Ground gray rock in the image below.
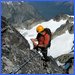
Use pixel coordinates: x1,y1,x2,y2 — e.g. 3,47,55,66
2,16,30,73
56,54,74,63
52,17,74,39
53,14,69,22
68,17,74,23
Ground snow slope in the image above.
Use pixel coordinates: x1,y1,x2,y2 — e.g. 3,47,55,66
17,18,74,58
47,30,74,58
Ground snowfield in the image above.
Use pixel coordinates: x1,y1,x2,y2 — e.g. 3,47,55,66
17,17,74,58
47,30,74,58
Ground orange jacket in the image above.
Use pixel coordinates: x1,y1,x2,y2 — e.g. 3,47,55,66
37,32,50,47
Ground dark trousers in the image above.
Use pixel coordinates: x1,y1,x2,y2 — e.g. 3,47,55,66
34,46,50,62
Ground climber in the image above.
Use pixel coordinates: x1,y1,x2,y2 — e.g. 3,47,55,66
31,25,52,62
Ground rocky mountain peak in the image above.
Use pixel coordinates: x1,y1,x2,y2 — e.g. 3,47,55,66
2,2,44,29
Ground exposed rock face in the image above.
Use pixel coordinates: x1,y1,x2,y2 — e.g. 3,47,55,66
53,14,69,22
2,2,44,29
17,50,63,74
52,15,74,39
56,54,74,74
56,54,74,63
2,16,30,73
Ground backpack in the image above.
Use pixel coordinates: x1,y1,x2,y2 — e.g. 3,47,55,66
43,28,52,48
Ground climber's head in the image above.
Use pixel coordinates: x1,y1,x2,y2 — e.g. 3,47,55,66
36,25,44,33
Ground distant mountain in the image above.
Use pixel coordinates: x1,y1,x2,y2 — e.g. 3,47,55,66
2,2,74,29
2,2,44,29
28,2,74,20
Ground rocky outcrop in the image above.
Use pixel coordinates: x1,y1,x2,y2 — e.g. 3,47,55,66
2,16,30,73
52,15,74,39
56,54,74,74
56,54,74,63
53,14,69,22
53,14,74,22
